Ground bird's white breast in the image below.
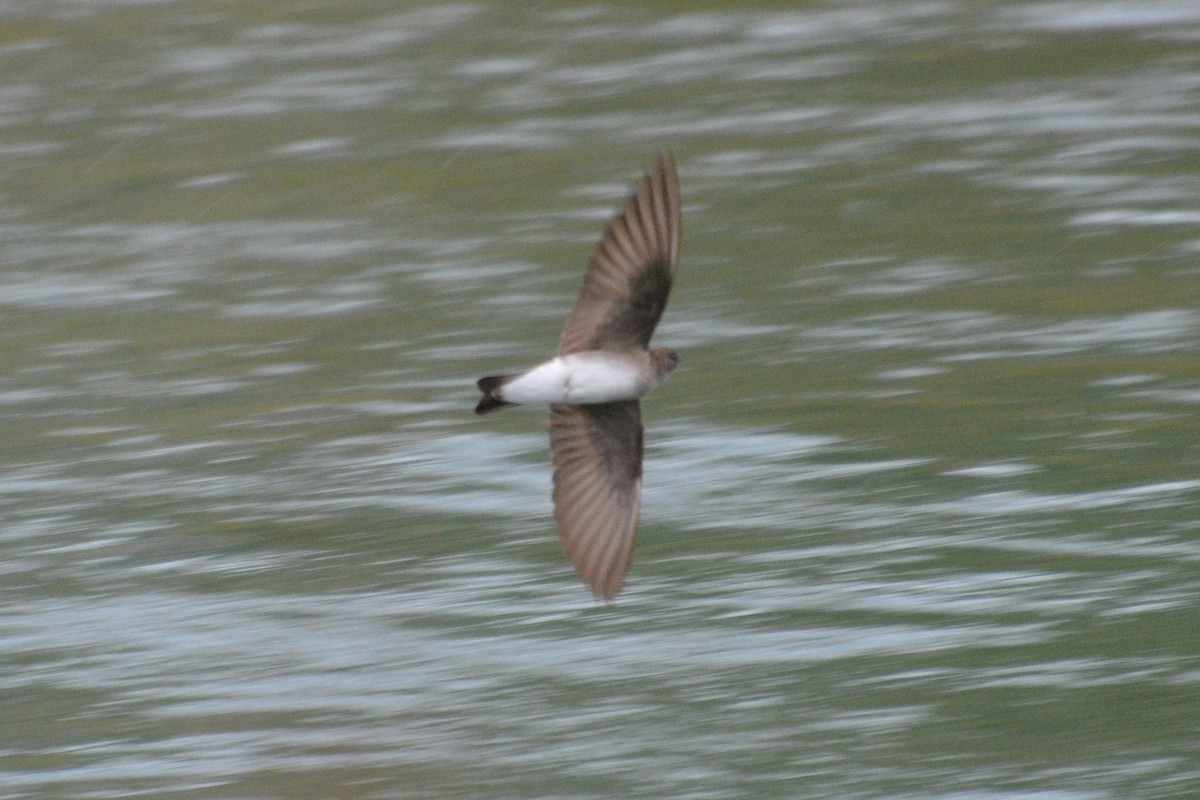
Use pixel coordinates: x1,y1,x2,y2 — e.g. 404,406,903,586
502,354,646,405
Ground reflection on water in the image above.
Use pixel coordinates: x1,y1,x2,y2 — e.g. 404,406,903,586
3,1,1200,798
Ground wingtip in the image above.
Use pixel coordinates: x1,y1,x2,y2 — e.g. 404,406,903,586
576,566,624,602
594,580,624,603
650,149,680,265
651,149,677,185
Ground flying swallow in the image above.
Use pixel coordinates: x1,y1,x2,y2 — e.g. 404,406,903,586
475,153,681,599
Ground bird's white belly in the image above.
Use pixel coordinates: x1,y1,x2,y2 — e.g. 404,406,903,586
503,355,644,405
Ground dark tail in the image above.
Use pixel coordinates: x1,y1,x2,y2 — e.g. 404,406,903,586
475,375,516,415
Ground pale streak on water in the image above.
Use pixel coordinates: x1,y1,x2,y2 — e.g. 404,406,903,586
3,2,1200,798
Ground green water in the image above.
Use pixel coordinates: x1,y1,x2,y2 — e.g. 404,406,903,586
2,2,1198,798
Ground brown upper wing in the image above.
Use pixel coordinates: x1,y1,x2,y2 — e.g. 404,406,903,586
558,153,681,356
549,401,643,600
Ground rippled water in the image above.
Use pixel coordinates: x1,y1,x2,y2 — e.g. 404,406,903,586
3,2,1200,798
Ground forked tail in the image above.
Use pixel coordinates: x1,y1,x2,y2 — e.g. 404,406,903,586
475,375,516,415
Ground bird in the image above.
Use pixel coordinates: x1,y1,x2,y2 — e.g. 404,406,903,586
475,152,681,600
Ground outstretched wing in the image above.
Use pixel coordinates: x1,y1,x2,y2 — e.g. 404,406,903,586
558,152,680,356
549,401,643,600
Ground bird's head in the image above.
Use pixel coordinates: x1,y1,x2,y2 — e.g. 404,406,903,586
650,347,680,381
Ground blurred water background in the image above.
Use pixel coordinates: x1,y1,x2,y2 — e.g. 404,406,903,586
2,1,1199,798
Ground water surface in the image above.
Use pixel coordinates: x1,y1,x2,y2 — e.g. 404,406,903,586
2,2,1199,798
